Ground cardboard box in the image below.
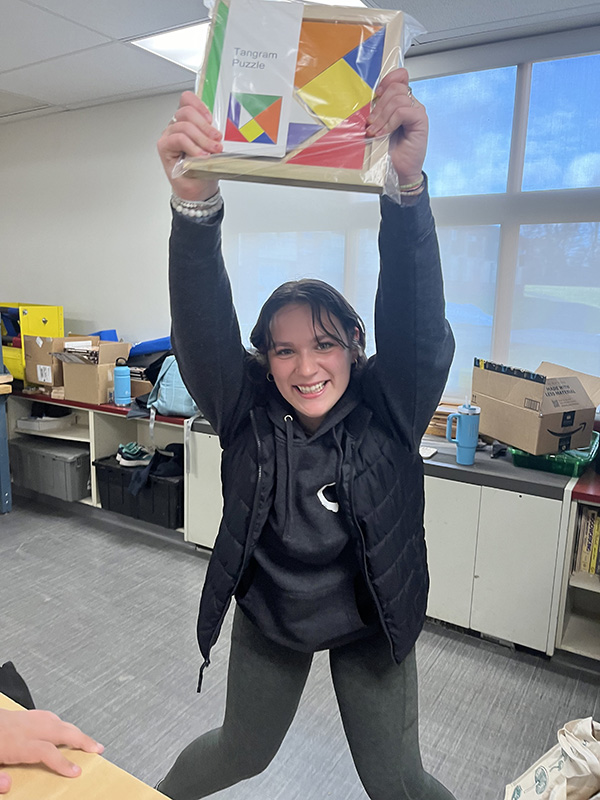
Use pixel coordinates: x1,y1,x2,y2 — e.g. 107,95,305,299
24,335,98,387
131,379,153,398
0,692,166,799
471,360,600,455
62,342,131,405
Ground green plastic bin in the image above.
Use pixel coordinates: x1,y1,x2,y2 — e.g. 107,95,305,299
510,430,599,477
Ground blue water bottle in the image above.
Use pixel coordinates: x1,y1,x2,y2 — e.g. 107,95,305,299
446,403,481,465
113,357,131,406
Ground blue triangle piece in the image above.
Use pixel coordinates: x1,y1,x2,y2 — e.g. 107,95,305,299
286,122,323,151
253,131,275,144
227,94,241,127
343,27,385,89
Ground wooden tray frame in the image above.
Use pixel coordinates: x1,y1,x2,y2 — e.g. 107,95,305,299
181,2,405,192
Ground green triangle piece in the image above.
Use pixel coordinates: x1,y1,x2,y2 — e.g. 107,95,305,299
233,92,281,118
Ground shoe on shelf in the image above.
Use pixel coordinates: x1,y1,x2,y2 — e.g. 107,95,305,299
116,442,153,468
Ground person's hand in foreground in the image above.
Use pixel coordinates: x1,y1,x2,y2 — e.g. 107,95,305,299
0,708,104,794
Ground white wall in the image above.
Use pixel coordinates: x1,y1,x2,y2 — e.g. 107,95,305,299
0,92,380,347
0,93,180,344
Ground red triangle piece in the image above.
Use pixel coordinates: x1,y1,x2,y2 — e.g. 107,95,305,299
287,103,369,169
225,117,248,142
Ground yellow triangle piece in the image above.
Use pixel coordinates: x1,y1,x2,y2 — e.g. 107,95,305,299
297,59,374,129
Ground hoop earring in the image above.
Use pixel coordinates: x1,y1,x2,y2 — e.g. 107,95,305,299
266,372,275,383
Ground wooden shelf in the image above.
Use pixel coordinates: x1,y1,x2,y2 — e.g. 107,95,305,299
569,572,600,594
572,468,600,505
15,425,90,443
559,612,600,660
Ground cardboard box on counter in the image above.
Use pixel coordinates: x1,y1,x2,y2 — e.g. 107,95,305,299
0,692,166,799
472,359,600,456
62,342,131,405
24,335,98,387
131,379,153,399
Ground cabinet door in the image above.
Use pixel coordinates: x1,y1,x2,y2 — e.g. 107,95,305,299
471,486,562,653
186,430,222,548
424,476,480,628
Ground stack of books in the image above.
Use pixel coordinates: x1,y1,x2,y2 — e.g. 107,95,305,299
572,505,600,578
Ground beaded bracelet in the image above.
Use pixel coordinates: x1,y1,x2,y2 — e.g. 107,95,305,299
399,177,425,196
170,190,224,219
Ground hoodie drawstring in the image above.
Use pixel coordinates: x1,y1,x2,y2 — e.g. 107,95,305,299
283,414,294,537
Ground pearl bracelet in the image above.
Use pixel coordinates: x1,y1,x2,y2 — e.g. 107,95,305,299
170,190,224,219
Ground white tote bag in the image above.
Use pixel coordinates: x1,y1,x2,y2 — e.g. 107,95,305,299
504,718,600,800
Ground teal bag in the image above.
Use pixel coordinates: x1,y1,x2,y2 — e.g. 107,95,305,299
147,355,200,418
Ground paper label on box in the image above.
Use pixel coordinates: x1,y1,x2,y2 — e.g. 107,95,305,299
207,0,304,157
36,364,52,383
544,378,585,409
36,336,43,348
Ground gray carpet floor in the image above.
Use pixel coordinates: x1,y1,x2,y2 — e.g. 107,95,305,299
2,495,599,800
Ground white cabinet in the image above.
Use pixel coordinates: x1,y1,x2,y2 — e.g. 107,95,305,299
424,476,479,628
471,487,563,653
185,428,222,549
425,478,569,654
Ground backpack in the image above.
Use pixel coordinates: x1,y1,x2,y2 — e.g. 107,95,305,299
147,355,200,418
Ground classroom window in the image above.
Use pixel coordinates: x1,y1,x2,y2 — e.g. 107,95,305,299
225,47,600,403
522,53,600,191
233,230,345,345
509,223,600,375
417,67,517,197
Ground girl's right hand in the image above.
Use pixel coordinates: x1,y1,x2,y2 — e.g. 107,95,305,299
157,91,223,202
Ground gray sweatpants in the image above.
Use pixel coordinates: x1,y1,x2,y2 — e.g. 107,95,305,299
158,607,455,800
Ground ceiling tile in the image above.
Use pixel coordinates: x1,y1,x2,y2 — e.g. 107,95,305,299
0,42,194,106
0,88,50,117
25,0,210,39
0,0,110,72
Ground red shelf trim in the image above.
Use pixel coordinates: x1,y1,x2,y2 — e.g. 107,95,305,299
15,391,185,427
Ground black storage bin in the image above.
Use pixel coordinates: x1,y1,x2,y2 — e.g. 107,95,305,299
93,456,183,529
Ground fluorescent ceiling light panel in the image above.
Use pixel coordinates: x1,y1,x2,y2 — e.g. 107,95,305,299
132,23,210,73
132,0,368,71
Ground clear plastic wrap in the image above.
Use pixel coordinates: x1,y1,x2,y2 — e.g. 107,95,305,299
173,0,424,193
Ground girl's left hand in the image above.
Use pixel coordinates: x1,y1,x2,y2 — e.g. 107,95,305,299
366,68,428,186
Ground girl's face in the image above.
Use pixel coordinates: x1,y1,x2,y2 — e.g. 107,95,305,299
267,303,356,433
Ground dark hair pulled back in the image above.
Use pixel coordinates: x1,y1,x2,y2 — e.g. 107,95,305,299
250,279,367,371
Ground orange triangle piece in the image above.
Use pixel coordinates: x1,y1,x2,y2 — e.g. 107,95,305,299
287,103,369,169
295,22,382,89
254,97,283,142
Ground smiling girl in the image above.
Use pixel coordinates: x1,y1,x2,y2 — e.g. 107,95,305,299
156,68,456,800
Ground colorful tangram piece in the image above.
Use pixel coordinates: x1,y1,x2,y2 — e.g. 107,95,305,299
285,22,385,168
226,93,283,145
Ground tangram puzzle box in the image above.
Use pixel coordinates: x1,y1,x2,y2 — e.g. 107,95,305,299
471,359,600,456
177,0,410,191
24,335,97,387
0,692,166,799
61,341,131,405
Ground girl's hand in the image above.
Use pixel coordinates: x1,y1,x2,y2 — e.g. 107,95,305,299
157,91,223,202
367,68,428,186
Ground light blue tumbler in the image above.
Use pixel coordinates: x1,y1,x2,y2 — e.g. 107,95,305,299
446,403,481,465
113,357,131,406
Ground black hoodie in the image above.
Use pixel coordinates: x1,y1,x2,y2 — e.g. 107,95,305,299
236,388,379,651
